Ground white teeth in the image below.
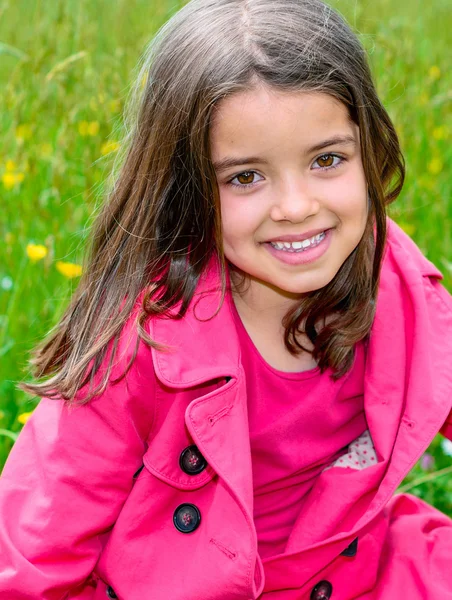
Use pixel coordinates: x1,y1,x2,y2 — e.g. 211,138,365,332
269,231,326,252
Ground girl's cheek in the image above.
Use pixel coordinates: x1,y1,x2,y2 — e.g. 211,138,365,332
325,177,366,212
220,193,247,236
220,190,252,221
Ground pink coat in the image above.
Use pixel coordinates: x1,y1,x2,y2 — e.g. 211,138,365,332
1,217,452,600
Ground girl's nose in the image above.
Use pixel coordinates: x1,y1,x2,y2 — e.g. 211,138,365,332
270,181,320,223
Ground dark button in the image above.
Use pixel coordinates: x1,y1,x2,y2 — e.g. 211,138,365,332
310,580,333,600
340,537,358,557
106,586,118,599
179,445,207,475
173,503,201,533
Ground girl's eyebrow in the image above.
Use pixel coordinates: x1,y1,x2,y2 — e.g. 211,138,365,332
213,134,357,173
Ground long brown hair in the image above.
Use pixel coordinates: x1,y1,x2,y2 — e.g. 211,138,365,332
23,0,404,401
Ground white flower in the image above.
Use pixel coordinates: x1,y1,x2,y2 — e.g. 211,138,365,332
440,438,452,457
0,276,13,291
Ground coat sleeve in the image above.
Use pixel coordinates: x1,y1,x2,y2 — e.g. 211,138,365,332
428,277,452,441
0,336,156,599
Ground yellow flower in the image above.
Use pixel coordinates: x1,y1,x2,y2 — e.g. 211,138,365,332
428,157,443,175
26,243,48,261
2,171,24,189
428,65,441,80
88,121,100,136
15,124,32,141
78,121,89,136
433,126,448,141
5,159,16,172
56,261,83,278
78,120,99,137
100,140,120,155
17,411,34,425
398,222,416,236
3,173,17,189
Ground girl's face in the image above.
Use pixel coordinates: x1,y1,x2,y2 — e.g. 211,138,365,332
210,86,368,302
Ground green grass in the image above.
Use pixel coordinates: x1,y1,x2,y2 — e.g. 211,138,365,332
0,0,451,513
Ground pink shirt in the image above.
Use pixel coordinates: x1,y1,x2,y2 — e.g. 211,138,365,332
232,303,367,589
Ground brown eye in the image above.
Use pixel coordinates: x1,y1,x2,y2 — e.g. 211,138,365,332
317,154,334,168
313,154,345,171
236,171,255,185
228,170,263,189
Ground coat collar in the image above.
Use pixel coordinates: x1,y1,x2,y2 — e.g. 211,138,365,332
150,258,241,388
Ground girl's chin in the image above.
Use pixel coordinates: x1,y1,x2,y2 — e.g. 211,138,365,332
239,271,332,297
226,255,335,295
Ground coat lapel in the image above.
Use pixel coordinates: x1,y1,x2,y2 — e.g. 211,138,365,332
150,259,241,387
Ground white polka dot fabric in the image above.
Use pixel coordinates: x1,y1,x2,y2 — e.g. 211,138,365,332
328,430,378,471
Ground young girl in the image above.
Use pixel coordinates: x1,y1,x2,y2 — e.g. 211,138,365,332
1,0,451,598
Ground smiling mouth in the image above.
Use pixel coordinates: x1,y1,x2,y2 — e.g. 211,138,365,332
268,231,326,252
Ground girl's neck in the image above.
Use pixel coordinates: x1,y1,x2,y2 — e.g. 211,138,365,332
230,273,300,332
229,271,317,372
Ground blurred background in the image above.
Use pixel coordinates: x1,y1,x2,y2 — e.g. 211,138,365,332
0,0,451,513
